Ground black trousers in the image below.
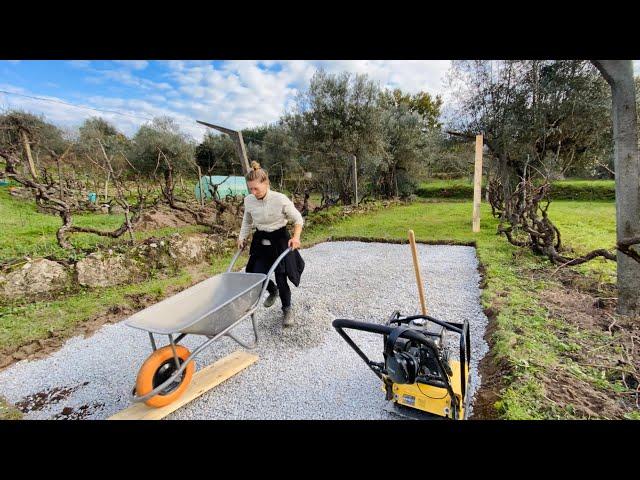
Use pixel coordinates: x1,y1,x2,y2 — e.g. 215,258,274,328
246,246,292,310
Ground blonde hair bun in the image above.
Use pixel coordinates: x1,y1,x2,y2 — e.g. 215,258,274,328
246,161,269,183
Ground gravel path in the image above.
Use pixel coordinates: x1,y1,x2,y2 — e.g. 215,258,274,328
0,241,489,420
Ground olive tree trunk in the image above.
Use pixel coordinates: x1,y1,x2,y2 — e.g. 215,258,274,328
592,60,640,316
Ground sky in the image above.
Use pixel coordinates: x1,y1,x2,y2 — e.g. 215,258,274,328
0,60,451,141
1,60,638,142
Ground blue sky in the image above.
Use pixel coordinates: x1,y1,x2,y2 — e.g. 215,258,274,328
0,60,451,141
1,60,638,142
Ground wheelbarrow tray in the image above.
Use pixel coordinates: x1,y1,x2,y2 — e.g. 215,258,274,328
125,272,266,336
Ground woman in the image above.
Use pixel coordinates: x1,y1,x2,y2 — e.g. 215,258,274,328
238,161,304,327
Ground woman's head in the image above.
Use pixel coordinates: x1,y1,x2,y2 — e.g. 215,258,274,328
245,161,269,198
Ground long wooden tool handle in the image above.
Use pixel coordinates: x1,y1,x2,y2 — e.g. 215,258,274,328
408,230,428,315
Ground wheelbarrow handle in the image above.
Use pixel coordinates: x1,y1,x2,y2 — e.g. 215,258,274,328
257,247,293,302
227,245,293,275
227,247,245,272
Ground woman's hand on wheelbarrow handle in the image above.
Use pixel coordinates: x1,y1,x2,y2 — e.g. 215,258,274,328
288,236,301,250
237,237,246,250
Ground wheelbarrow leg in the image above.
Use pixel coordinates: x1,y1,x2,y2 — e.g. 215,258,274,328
148,332,157,351
225,313,259,349
251,313,259,343
168,334,181,370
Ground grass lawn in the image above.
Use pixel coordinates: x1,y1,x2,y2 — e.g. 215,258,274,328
1,189,625,419
0,395,21,420
0,187,207,260
416,178,615,201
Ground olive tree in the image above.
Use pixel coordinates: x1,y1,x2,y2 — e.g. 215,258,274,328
285,70,385,205
592,60,640,316
129,116,195,202
374,101,427,198
447,60,612,199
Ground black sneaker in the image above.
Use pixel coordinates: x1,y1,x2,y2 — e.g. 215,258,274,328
282,307,294,327
263,291,278,308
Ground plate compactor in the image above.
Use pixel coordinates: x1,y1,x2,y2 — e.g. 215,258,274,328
333,311,471,420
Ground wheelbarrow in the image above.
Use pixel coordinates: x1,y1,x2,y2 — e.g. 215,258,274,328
125,247,292,407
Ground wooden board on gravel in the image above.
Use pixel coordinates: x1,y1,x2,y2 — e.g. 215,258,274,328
108,350,258,420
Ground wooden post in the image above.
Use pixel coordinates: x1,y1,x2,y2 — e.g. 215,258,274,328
353,154,358,206
56,157,64,201
20,129,38,179
472,134,483,233
235,131,250,175
196,164,204,206
408,230,428,315
104,170,110,203
196,120,250,176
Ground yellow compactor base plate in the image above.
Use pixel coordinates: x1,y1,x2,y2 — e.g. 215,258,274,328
384,360,467,419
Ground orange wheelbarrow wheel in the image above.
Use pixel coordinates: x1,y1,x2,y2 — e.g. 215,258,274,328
135,345,195,408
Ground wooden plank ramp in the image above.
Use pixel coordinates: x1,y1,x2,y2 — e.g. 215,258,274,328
108,350,258,420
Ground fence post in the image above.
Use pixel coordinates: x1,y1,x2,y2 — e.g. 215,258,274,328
353,154,358,206
472,134,483,232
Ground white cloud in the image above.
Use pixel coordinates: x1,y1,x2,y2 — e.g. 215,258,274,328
98,69,172,91
147,94,167,103
68,60,91,69
310,60,450,97
0,86,191,139
114,60,149,70
0,87,120,131
0,83,28,94
200,60,450,128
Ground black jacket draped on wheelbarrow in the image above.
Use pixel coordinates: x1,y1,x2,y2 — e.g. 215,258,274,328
245,227,305,309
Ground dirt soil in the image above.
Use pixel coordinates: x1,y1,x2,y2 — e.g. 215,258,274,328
13,381,105,419
469,262,639,420
465,260,503,419
469,300,509,419
15,382,87,413
134,207,197,230
536,269,639,419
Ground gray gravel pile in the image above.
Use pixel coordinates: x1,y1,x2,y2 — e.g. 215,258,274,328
0,241,488,420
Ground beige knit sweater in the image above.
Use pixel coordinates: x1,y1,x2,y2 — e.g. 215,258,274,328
239,189,304,241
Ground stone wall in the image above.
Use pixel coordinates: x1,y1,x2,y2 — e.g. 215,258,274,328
0,233,228,302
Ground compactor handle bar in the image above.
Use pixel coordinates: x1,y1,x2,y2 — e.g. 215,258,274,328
333,315,470,406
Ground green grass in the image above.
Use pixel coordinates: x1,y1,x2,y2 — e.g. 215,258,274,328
415,178,477,199
0,395,22,420
550,200,617,282
416,178,615,201
0,187,207,260
553,179,615,188
551,179,615,201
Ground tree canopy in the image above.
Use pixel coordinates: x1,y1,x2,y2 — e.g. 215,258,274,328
447,60,613,191
129,116,195,178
